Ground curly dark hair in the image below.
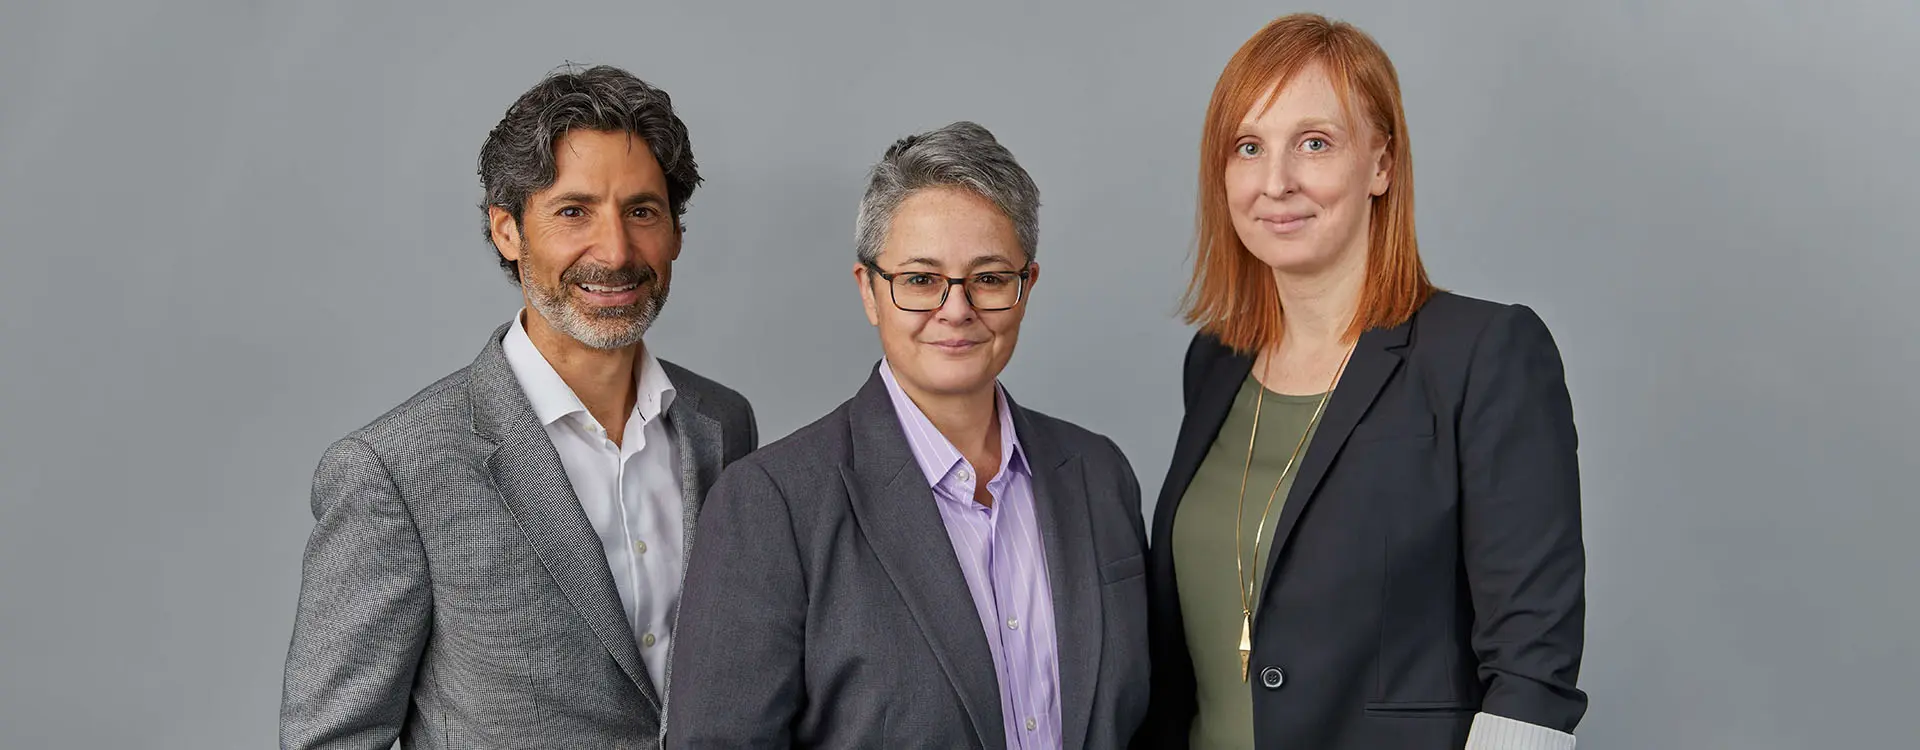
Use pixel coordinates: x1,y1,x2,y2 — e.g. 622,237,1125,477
477,64,701,283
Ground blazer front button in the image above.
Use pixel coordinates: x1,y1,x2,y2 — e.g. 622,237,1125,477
1259,666,1285,690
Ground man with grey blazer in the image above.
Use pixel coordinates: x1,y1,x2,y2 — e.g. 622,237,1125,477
281,65,756,750
664,122,1150,749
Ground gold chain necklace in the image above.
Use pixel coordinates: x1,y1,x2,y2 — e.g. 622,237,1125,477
1234,343,1354,682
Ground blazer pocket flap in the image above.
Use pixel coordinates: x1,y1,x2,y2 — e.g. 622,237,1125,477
1099,554,1146,585
1362,700,1476,717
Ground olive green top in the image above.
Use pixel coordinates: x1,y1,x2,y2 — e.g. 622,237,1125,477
1171,374,1327,750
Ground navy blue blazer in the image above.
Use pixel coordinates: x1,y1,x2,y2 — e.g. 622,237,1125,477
1137,292,1589,749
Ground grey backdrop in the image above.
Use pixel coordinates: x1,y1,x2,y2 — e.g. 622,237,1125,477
2,0,1915,748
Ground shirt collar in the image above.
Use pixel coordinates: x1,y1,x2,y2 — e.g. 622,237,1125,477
502,310,677,429
878,358,1027,491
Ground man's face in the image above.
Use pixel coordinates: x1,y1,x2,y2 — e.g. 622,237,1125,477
490,129,680,350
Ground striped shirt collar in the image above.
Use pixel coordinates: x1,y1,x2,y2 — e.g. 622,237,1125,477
877,359,1028,492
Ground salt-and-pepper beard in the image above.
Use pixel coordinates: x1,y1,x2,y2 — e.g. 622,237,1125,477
521,247,667,351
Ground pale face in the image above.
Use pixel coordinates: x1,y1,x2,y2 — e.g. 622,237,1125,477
855,187,1038,403
490,129,681,350
1223,62,1392,278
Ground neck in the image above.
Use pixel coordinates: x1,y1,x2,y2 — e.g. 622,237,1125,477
523,310,640,435
907,383,999,455
1272,246,1366,350
898,375,1003,493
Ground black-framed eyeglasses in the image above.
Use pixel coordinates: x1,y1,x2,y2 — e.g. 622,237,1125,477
863,261,1032,312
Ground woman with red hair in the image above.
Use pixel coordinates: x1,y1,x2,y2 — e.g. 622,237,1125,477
1138,14,1589,750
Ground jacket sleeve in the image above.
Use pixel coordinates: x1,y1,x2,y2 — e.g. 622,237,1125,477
1458,304,1589,734
281,437,432,750
663,459,807,749
1132,331,1215,750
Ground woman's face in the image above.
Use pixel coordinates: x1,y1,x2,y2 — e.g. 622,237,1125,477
1223,61,1392,278
855,187,1036,404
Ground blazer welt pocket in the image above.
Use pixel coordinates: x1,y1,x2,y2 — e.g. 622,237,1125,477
1349,413,1435,442
1362,700,1475,718
1099,554,1146,585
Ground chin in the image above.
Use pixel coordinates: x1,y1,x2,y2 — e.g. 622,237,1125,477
1243,241,1339,274
904,356,998,397
550,301,654,350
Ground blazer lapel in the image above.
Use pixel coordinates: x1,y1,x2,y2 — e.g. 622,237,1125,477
1011,403,1102,750
466,325,660,710
664,385,722,556
1257,321,1411,609
841,371,1005,750
1154,351,1254,522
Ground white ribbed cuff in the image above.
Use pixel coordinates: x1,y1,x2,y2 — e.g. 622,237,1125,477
1464,711,1576,750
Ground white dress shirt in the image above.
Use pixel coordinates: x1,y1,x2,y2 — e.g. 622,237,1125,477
502,312,684,693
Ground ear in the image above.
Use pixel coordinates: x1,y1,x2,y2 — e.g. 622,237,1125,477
488,206,522,263
854,263,881,327
1368,136,1393,197
669,221,684,262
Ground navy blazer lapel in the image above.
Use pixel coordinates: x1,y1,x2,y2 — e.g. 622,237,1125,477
1009,400,1103,750
841,369,1006,750
1155,348,1255,526
1257,322,1411,609
466,325,660,710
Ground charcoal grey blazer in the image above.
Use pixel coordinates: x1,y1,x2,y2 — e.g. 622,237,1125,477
663,368,1151,749
280,323,757,750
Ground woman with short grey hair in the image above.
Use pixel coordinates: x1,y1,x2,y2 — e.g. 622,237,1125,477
666,121,1151,749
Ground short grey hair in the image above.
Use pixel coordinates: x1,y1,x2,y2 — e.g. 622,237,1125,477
478,64,701,283
855,121,1040,265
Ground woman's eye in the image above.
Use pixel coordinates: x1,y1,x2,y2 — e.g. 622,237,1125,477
1302,137,1329,153
1237,142,1261,158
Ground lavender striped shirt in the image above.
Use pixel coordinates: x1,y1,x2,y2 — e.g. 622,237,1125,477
880,361,1061,750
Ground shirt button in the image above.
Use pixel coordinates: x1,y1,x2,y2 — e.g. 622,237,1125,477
1007,617,1019,630
642,633,656,648
957,468,972,482
634,540,648,555
1026,717,1036,731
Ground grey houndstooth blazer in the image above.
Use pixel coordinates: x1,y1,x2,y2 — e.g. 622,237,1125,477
280,323,757,750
